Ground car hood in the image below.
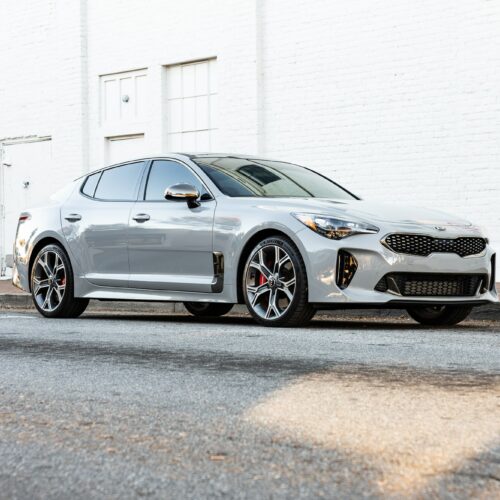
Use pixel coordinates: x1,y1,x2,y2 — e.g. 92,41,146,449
257,198,475,228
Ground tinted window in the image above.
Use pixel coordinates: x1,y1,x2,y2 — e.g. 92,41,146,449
195,163,255,197
81,172,101,197
94,162,145,201
193,156,357,200
145,160,208,201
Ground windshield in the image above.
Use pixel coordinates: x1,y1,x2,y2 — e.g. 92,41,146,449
192,156,357,199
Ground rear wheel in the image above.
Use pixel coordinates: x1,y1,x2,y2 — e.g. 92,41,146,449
30,244,89,318
183,302,234,317
243,236,315,327
406,304,473,326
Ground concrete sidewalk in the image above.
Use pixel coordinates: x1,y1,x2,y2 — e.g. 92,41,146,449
1,278,499,320
0,280,25,295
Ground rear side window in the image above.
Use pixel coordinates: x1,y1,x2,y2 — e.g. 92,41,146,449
81,172,101,197
144,160,208,201
94,162,145,201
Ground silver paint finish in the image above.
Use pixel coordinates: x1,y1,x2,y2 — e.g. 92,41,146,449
12,154,498,308
62,195,132,287
128,199,216,292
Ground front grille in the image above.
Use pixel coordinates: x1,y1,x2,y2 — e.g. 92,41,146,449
375,273,487,297
384,234,486,257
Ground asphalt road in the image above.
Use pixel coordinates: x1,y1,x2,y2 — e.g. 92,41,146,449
0,310,499,499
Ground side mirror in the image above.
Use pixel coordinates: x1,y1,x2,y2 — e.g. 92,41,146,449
165,183,201,208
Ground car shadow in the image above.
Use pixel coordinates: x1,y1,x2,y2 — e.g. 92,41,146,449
80,312,497,331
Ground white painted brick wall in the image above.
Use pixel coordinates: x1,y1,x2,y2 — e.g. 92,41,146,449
85,0,260,167
0,0,88,189
1,0,499,251
259,0,500,249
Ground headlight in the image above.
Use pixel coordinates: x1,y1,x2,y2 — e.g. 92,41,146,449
292,213,379,240
476,225,489,243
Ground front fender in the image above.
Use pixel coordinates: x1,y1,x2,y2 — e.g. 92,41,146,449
212,201,310,301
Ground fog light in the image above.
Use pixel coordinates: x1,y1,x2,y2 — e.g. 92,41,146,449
336,250,358,289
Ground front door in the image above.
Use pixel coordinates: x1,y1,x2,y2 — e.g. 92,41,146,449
61,161,146,287
128,159,216,292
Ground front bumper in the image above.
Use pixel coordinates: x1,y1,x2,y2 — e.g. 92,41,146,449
295,228,498,305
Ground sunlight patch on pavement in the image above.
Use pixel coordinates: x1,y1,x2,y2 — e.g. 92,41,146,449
246,374,500,494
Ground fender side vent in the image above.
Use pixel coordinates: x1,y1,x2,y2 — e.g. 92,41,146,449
211,252,224,293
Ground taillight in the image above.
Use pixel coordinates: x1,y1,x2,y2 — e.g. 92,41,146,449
18,213,30,224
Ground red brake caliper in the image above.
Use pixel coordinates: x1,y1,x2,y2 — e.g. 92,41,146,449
259,273,266,286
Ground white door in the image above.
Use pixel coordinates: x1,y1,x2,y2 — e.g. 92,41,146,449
106,134,145,165
1,139,53,272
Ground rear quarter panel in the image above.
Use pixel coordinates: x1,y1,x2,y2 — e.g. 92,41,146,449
12,184,78,292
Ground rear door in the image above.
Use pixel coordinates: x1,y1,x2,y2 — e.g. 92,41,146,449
61,161,146,287
128,159,216,292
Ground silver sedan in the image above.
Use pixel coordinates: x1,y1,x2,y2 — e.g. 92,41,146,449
12,154,498,326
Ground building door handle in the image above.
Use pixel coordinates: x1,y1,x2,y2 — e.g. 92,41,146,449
64,213,82,222
132,213,150,223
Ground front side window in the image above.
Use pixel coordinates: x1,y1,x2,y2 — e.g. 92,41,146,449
192,156,357,199
94,162,145,201
144,160,208,201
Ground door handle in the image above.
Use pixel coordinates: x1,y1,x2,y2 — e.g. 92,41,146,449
132,213,150,223
64,213,82,222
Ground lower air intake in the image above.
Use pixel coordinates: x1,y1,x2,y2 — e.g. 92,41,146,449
375,273,487,297
336,250,358,289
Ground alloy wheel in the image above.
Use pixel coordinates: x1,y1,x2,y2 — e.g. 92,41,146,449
245,244,296,320
32,250,67,312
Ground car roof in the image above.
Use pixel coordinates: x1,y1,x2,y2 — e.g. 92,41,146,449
76,153,282,179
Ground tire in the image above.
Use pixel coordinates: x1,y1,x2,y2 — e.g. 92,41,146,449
183,302,234,317
30,244,89,318
242,236,315,327
406,304,473,326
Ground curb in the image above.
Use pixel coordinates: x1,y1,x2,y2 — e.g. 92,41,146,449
1,293,499,320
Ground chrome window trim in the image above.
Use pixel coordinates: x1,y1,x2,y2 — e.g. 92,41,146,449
78,160,148,203
77,155,221,202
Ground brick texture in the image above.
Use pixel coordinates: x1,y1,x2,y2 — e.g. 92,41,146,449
1,0,499,250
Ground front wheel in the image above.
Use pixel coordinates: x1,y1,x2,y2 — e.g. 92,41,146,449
242,236,315,327
30,244,89,318
183,302,234,317
406,304,473,326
